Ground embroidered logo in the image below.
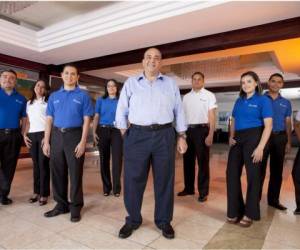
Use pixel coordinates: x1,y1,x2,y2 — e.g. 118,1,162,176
53,100,60,104
248,104,258,108
73,98,81,104
280,103,287,108
15,99,23,104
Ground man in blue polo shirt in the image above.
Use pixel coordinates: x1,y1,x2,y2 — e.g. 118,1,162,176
42,64,94,222
0,69,27,205
260,73,292,210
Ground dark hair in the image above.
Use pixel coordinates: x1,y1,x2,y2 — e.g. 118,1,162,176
239,71,262,97
103,79,120,99
0,69,17,78
29,79,50,104
62,64,79,74
192,71,205,80
269,73,284,82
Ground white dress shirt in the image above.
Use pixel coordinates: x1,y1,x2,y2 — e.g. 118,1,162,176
183,88,217,125
26,98,47,133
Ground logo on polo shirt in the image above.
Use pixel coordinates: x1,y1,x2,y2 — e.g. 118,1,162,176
248,104,258,108
73,98,81,104
280,103,287,108
53,100,60,104
15,99,23,105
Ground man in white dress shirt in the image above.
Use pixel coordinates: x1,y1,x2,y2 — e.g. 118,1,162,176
178,72,217,202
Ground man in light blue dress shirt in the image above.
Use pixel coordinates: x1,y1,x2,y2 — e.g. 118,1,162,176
116,48,187,239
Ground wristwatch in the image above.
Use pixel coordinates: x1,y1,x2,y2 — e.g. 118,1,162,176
178,132,187,139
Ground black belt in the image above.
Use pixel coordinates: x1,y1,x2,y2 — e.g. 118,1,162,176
272,131,286,135
188,124,209,129
0,128,20,134
131,123,172,131
99,124,115,128
54,126,82,133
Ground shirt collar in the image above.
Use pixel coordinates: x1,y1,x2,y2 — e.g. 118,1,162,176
265,91,282,100
242,92,259,100
59,85,81,92
0,87,17,96
191,88,205,94
137,72,164,81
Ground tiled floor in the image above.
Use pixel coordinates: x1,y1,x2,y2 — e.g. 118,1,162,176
1,144,300,249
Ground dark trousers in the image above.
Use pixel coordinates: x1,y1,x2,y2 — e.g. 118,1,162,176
0,130,22,198
124,126,176,227
260,133,287,204
183,126,210,195
28,132,50,197
97,126,123,194
227,127,264,220
50,128,84,216
292,147,300,208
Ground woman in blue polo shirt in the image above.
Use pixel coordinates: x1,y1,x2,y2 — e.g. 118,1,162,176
226,71,273,227
92,79,122,197
24,79,50,206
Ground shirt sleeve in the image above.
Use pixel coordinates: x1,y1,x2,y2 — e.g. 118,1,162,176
232,100,238,118
208,92,218,110
296,111,300,122
21,97,27,118
173,83,187,133
46,94,54,117
95,98,102,114
285,100,292,117
83,93,94,117
261,96,273,118
115,79,131,129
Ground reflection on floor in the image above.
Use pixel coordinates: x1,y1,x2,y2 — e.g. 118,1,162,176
1,144,300,249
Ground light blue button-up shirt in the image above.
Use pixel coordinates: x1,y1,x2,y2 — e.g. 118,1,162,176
116,73,187,132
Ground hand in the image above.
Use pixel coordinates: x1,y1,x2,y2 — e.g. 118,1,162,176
74,141,86,158
251,146,264,163
42,142,51,157
177,137,188,154
93,133,99,146
23,134,32,148
205,134,213,147
229,137,236,146
286,143,291,154
120,129,127,137
41,137,45,148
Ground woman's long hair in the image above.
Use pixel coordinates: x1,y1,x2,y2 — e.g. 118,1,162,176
29,80,50,104
103,79,120,99
239,71,263,97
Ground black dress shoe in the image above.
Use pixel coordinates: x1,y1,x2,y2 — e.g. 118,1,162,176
44,208,69,218
70,215,81,223
269,203,287,211
39,200,48,206
294,208,300,215
198,195,208,202
1,197,13,205
158,224,175,239
29,196,39,203
177,190,195,196
119,223,140,238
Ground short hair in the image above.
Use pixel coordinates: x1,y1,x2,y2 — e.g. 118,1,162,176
192,71,205,80
143,47,162,59
269,73,284,82
239,71,263,97
62,64,79,74
0,69,17,78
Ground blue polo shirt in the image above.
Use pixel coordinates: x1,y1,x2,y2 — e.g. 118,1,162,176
0,88,27,129
232,93,273,131
95,97,118,125
46,86,94,128
265,92,292,132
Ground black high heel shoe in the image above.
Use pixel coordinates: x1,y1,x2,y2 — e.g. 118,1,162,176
29,196,39,203
39,197,48,206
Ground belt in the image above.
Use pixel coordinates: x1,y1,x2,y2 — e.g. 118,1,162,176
131,123,172,131
99,124,115,128
188,124,209,129
54,126,82,133
272,131,286,135
0,128,20,135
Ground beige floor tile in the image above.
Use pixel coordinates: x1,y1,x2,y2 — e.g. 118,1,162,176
262,240,299,249
128,225,161,246
265,225,300,248
60,222,145,249
149,236,205,249
24,234,91,249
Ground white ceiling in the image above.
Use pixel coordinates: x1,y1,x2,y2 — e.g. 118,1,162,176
0,1,299,65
